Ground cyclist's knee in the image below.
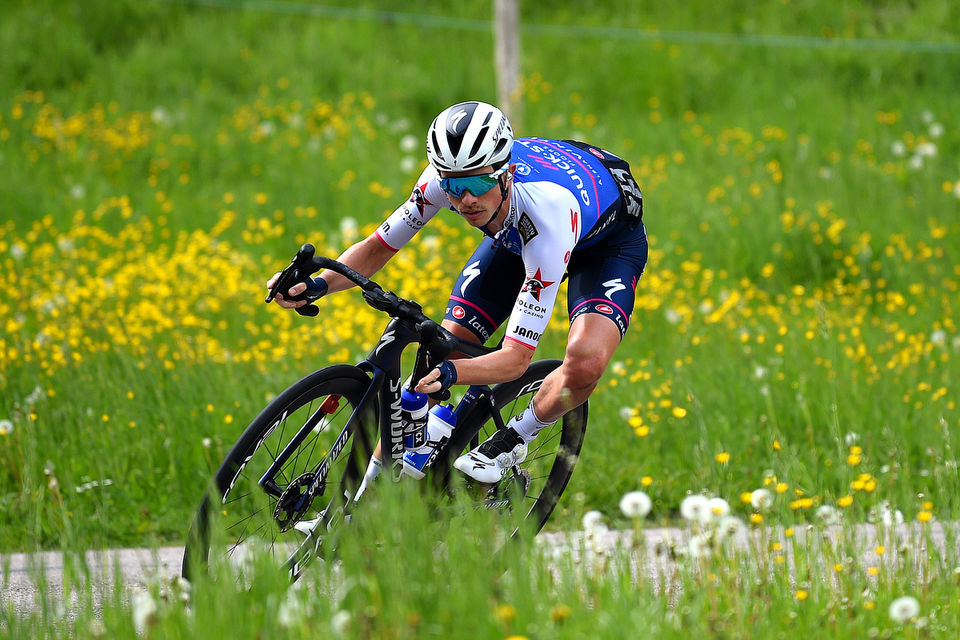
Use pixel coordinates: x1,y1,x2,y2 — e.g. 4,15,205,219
558,352,607,391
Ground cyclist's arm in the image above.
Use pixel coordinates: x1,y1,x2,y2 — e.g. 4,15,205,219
416,340,533,392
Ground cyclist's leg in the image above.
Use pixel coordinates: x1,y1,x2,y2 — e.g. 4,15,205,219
529,226,649,423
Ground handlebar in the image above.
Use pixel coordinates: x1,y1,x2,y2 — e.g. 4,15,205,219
266,244,490,381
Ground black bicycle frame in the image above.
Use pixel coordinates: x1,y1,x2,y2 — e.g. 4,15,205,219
257,312,491,500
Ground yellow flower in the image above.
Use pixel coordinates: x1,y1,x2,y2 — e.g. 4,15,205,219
837,495,854,508
867,567,879,576
795,590,808,601
493,604,516,624
641,476,653,487
750,513,763,524
917,511,933,523
864,601,876,610
715,452,730,464
549,604,572,623
672,407,687,418
775,482,789,494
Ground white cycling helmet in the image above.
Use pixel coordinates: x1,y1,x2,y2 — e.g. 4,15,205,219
426,101,514,172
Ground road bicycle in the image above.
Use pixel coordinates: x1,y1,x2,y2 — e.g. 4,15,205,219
182,244,588,581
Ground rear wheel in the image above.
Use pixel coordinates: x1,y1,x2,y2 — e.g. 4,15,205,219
432,359,587,534
182,365,376,581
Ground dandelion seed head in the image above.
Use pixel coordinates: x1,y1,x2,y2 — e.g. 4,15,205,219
888,596,920,624
619,490,652,519
751,488,773,511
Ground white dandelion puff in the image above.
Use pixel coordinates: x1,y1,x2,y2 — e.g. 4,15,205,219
715,515,746,543
891,140,906,157
400,134,419,152
929,122,943,138
688,532,712,558
581,510,605,532
400,156,417,173
907,155,923,170
0,419,13,436
619,491,652,519
131,589,158,634
751,488,773,512
816,504,841,526
618,406,635,421
921,110,934,124
680,494,709,523
331,610,352,634
888,595,920,624
844,431,860,446
916,142,937,157
930,330,946,347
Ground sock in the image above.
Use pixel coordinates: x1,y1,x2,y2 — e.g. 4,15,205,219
354,455,382,501
509,401,552,444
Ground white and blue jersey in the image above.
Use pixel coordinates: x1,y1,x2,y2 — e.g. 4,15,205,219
375,137,647,351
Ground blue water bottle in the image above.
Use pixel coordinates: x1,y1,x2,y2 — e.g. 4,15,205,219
402,404,457,479
400,387,429,450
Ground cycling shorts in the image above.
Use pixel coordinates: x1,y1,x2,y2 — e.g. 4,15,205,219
443,223,648,344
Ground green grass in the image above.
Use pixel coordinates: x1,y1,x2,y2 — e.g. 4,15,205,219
0,0,959,634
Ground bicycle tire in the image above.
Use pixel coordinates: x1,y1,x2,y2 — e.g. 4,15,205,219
432,359,587,534
182,365,376,581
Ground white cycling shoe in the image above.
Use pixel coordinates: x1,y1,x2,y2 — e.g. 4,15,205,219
454,427,528,484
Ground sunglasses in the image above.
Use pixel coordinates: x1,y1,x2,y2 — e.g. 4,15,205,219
439,166,508,198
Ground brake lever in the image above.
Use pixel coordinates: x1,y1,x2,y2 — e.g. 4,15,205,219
265,243,317,304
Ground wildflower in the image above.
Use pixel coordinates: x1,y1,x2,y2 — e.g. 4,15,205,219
131,589,158,633
400,156,417,173
816,505,841,526
795,589,808,601
888,596,920,624
331,610,351,634
751,488,773,511
837,495,854,508
619,491,652,519
844,431,859,446
930,330,946,347
929,122,944,138
618,406,634,420
0,419,13,436
400,134,418,152
908,155,923,170
716,515,745,543
581,510,605,533
549,603,572,623
916,142,937,157
891,141,906,156
714,451,730,464
917,510,933,523
493,603,517,624
706,497,730,519
680,494,709,523
688,532,712,558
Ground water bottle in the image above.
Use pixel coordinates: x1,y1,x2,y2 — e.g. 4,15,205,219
402,404,457,479
401,387,428,451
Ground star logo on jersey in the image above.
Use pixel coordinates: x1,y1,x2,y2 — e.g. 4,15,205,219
410,182,433,216
522,268,555,302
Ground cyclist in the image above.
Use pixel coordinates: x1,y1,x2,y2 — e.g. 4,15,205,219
269,101,646,484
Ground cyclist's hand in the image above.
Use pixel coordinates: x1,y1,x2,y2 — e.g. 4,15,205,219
415,361,457,394
266,272,311,309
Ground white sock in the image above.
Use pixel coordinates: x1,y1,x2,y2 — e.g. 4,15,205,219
354,456,382,501
509,401,552,444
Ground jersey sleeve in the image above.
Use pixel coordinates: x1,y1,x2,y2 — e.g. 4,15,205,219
374,165,449,251
503,189,581,351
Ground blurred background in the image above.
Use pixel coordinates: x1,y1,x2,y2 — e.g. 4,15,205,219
0,0,958,551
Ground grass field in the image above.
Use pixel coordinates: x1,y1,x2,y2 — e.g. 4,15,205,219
1,0,959,636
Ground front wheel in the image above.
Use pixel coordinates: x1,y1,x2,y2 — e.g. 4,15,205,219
182,365,377,581
432,359,587,534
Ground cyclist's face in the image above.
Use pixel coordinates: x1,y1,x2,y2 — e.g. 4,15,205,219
441,165,514,232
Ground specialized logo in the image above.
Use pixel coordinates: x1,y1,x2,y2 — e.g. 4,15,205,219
460,260,482,295
603,278,626,300
452,305,465,319
596,303,614,315
375,329,396,355
449,108,469,131
522,268,555,302
410,182,433,216
518,212,538,243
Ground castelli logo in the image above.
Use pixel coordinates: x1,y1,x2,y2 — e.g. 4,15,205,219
596,304,614,315
452,306,465,319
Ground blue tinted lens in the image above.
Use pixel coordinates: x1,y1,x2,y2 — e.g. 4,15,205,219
439,168,506,197
440,174,498,197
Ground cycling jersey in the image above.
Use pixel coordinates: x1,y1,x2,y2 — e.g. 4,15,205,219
375,137,645,351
